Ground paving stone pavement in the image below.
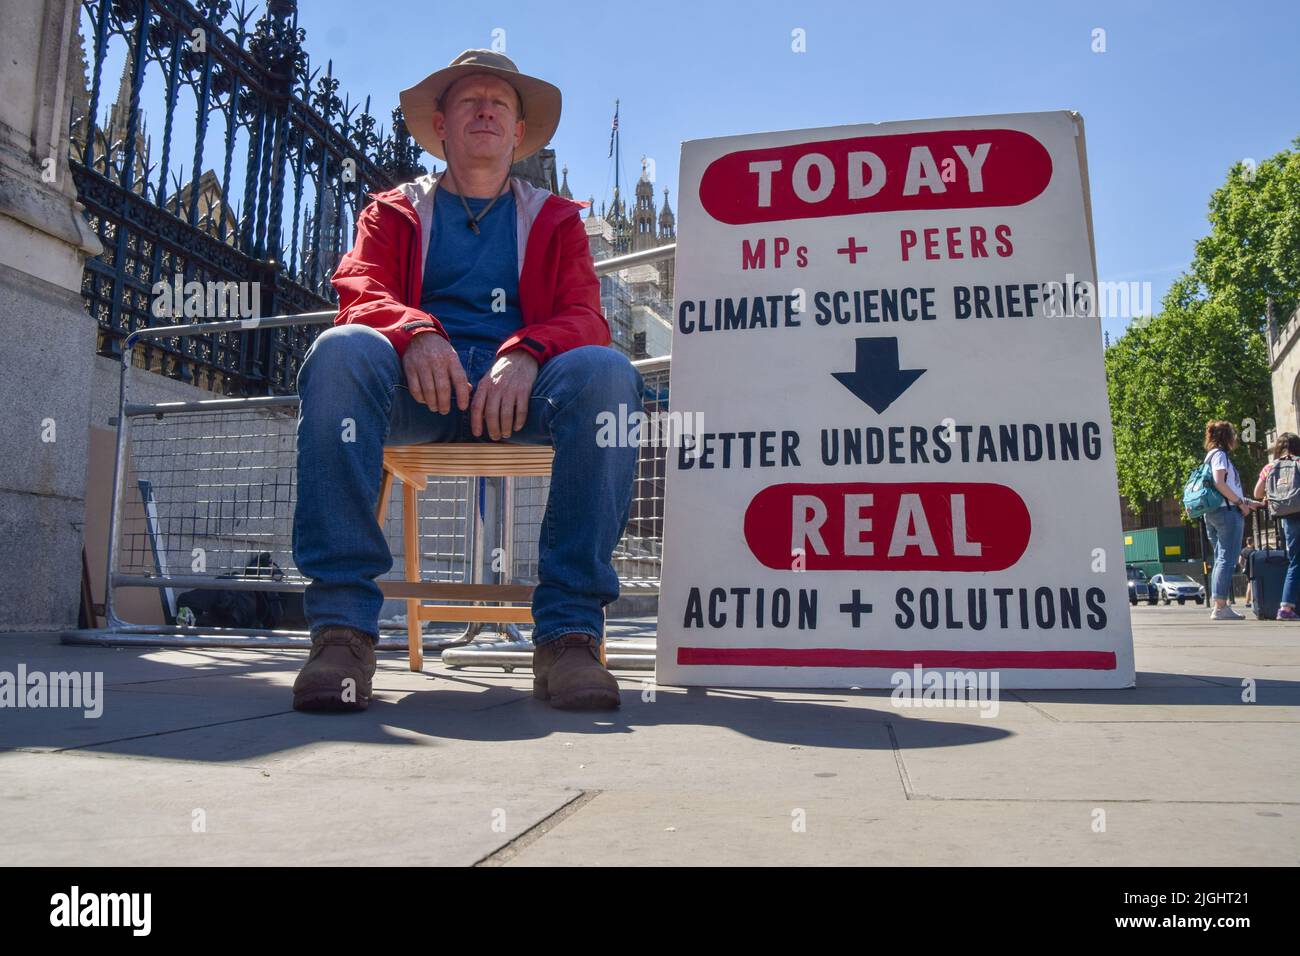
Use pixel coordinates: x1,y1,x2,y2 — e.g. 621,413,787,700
0,604,1296,865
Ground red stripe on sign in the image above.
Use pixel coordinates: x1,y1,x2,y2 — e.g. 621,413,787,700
676,648,1117,670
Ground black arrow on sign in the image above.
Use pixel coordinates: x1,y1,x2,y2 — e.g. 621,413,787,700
831,336,926,414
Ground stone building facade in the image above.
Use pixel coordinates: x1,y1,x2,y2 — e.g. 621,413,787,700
1268,302,1300,438
568,158,676,359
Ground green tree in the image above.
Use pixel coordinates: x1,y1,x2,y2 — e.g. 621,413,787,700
1105,286,1270,508
1106,136,1299,511
1192,138,1300,327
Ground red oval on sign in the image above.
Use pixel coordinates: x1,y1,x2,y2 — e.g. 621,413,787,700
744,482,1031,571
700,129,1053,225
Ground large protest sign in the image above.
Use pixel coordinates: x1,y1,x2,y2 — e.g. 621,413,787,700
656,111,1135,688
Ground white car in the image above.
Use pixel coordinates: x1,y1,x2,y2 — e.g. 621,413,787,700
1149,573,1207,605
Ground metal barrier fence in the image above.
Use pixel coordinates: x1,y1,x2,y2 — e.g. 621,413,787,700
66,247,674,666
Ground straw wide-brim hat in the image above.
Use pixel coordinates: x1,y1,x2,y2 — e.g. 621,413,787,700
399,49,562,162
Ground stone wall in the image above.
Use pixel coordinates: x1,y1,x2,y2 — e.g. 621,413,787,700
0,0,103,632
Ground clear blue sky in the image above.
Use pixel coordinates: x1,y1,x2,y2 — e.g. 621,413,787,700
100,0,1299,340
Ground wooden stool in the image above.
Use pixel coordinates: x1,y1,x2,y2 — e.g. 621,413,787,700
376,443,606,672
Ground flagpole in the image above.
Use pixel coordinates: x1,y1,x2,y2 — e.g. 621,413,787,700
614,99,621,217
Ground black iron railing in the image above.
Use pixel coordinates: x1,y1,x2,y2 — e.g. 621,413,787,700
69,0,425,395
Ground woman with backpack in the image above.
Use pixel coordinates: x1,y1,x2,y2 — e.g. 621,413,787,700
1202,421,1261,620
1253,432,1300,620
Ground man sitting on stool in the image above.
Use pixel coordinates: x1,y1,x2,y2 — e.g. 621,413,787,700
290,50,641,713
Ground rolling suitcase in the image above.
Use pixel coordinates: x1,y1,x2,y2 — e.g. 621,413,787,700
1249,548,1288,619
1248,509,1289,620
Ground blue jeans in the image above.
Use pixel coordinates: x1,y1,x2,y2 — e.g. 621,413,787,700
1282,516,1300,607
1204,506,1244,601
292,324,643,647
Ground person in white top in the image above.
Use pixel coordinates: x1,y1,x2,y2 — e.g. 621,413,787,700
1203,420,1262,620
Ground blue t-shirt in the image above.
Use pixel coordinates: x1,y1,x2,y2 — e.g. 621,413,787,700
419,185,523,353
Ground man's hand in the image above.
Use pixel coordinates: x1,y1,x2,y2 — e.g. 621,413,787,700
471,351,539,440
403,332,471,415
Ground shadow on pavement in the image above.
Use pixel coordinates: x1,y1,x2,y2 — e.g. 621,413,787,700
1,631,1294,764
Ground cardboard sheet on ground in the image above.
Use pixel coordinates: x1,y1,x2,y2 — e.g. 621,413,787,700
656,111,1134,688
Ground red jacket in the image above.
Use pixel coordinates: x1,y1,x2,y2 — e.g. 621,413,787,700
330,172,609,364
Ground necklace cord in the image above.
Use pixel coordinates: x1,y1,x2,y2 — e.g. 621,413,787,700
442,143,516,235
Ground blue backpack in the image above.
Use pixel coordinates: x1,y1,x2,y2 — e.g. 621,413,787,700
1182,452,1226,518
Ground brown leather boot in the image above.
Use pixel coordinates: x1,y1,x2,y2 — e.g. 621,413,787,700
533,633,621,710
292,626,377,712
